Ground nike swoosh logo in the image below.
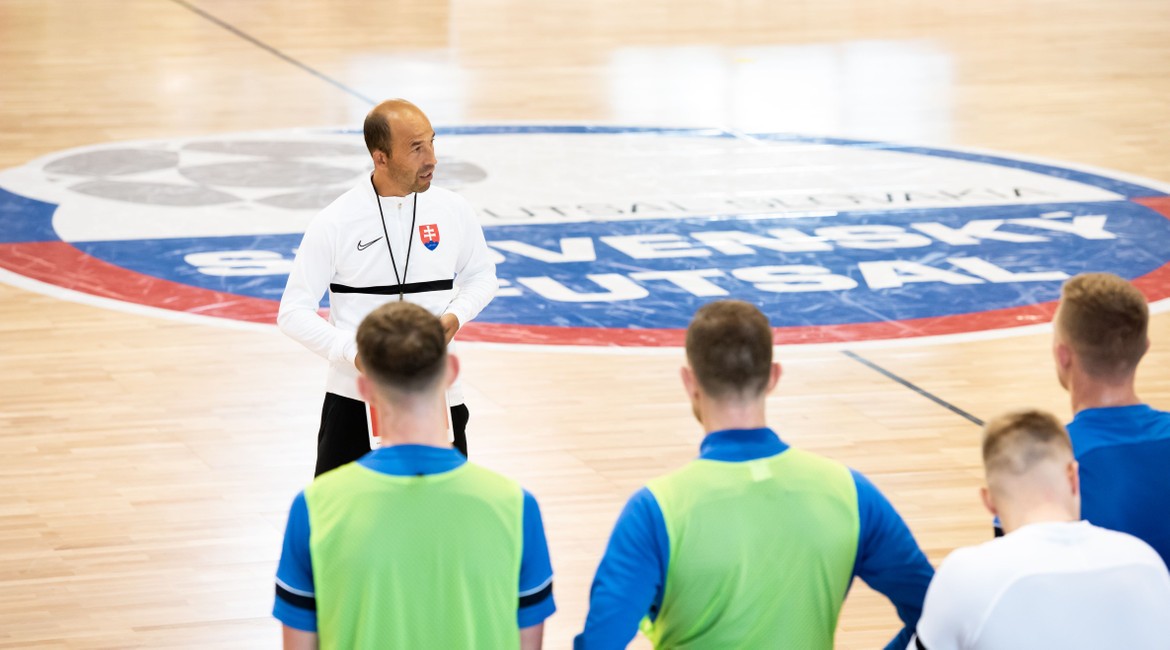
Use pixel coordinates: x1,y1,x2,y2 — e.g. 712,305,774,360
356,237,383,252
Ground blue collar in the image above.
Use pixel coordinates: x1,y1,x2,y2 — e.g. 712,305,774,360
1068,404,1168,456
1073,404,1153,421
356,444,466,476
698,427,789,462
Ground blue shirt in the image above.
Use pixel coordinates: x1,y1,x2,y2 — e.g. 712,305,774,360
1069,404,1170,567
575,428,933,650
273,444,556,632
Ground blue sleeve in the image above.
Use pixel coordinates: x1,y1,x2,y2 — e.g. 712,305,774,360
518,489,556,628
273,491,317,632
574,487,669,649
851,470,934,650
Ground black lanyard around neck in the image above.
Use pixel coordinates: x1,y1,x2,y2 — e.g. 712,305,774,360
371,177,417,301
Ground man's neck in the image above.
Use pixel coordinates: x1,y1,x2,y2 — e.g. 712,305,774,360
1068,373,1141,415
372,172,410,198
700,398,768,434
373,398,450,448
378,429,450,448
999,502,1078,535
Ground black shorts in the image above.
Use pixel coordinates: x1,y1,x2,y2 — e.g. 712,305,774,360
314,393,469,476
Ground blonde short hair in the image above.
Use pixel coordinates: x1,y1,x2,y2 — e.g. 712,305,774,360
1057,273,1148,379
982,409,1072,478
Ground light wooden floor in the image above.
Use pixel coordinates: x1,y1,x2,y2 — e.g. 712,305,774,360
2,0,1169,647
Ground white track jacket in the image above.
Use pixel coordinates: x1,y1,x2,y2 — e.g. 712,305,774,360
278,176,498,403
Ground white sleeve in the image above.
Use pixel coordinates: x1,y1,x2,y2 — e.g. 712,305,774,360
443,199,498,327
278,216,358,366
913,551,977,650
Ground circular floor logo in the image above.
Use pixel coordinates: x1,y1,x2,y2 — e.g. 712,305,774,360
1,125,1169,347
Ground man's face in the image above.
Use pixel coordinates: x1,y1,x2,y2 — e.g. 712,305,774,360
385,110,436,194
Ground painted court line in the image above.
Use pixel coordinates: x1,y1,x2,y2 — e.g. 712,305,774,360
840,349,985,426
169,0,377,106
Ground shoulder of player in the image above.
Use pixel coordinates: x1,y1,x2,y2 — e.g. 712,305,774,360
1068,403,1170,456
919,543,1013,642
462,460,526,494
940,523,1136,581
932,536,1025,588
1084,524,1167,565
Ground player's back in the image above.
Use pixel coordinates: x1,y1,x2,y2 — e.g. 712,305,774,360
918,521,1170,650
306,459,525,649
1068,404,1170,566
643,446,860,649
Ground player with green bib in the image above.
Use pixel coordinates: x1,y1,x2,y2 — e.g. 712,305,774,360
575,300,933,649
274,302,555,649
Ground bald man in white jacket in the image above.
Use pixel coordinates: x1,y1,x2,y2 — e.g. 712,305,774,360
279,99,497,476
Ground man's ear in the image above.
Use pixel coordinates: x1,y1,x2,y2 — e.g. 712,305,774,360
680,364,698,398
1067,459,1080,497
765,361,782,394
1054,338,1073,372
980,485,997,517
372,149,388,168
357,374,375,403
681,364,704,425
446,354,460,388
